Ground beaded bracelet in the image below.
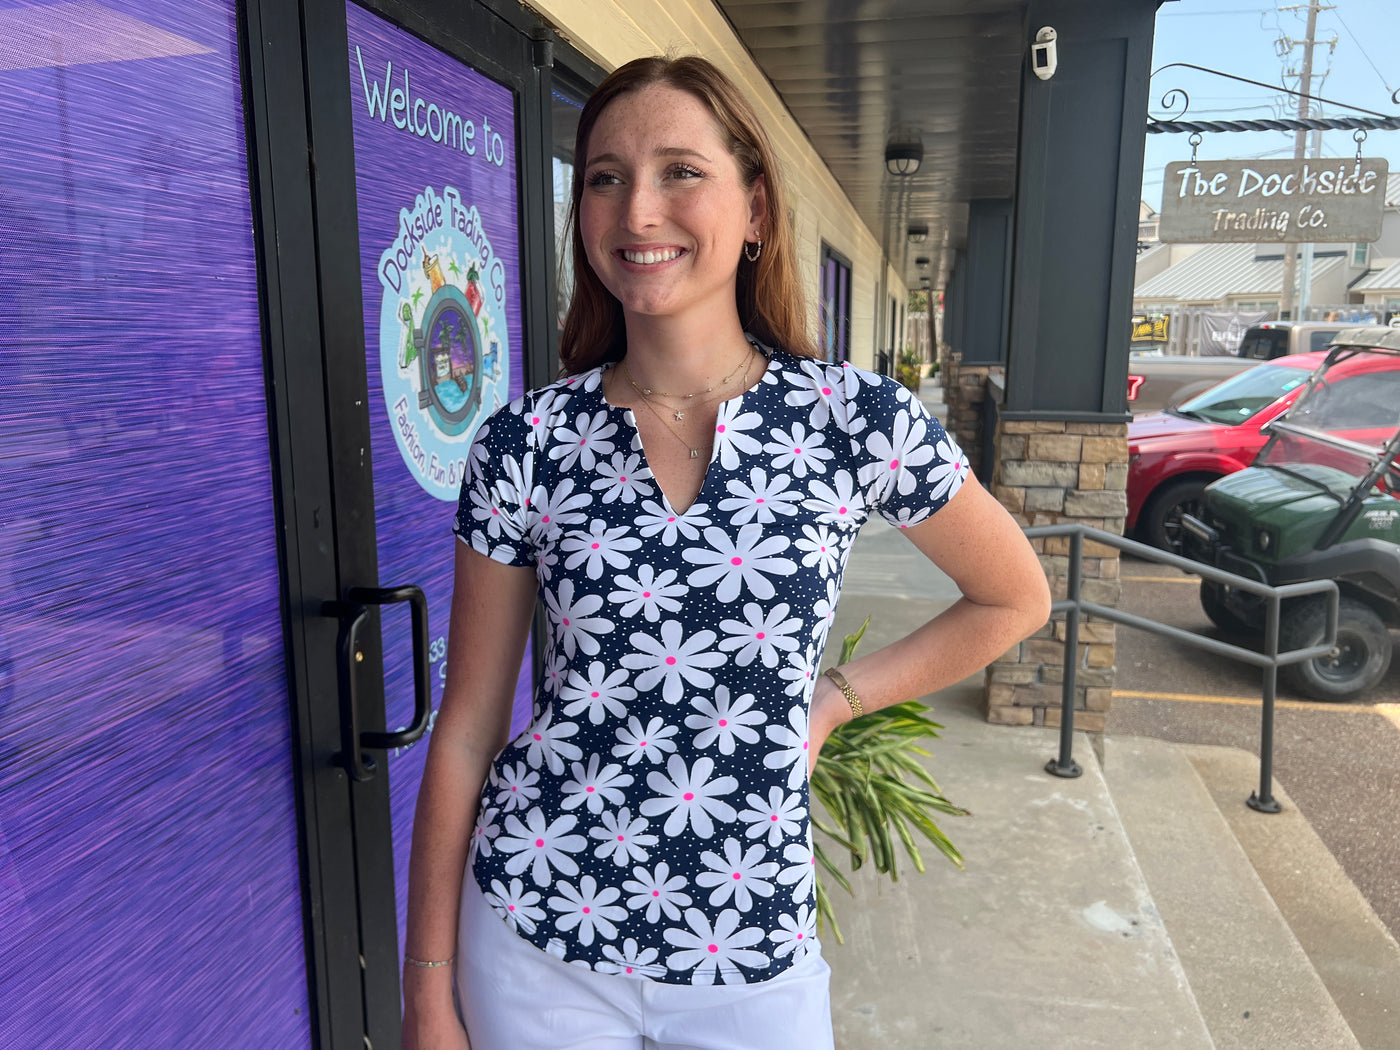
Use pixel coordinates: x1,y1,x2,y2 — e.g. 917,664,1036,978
822,667,863,720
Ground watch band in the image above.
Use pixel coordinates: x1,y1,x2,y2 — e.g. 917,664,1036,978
822,667,863,720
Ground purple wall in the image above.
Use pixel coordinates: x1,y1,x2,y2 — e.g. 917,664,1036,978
0,1,309,1046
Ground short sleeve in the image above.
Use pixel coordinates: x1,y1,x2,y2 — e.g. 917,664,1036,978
854,378,971,529
452,400,537,567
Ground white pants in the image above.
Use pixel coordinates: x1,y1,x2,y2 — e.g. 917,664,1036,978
456,871,835,1050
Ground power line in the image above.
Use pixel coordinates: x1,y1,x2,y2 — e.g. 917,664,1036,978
1331,10,1395,95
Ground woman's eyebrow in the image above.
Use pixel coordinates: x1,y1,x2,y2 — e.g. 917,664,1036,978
586,147,714,166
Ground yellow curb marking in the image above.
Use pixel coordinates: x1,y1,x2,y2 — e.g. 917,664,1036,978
1113,689,1384,713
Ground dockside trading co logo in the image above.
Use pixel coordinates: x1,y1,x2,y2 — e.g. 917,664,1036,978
377,185,509,501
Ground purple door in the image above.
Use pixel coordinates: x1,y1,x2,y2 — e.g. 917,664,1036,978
0,1,310,1046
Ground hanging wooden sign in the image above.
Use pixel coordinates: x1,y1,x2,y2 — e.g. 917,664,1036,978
1158,158,1389,243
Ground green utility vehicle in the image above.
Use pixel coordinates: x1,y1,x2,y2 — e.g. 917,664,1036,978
1181,327,1400,702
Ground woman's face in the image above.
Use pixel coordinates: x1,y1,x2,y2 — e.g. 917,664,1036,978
579,83,765,328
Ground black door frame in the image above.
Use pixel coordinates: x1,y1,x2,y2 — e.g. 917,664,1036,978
241,0,594,1044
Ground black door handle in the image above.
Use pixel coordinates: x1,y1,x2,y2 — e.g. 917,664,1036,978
323,584,433,782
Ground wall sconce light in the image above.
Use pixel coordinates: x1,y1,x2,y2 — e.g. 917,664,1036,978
884,137,923,176
907,223,928,243
919,277,931,288
915,256,930,268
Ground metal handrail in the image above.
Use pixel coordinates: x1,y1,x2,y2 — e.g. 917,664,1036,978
1022,524,1339,813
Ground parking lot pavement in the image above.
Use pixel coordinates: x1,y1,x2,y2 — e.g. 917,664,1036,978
1109,554,1400,942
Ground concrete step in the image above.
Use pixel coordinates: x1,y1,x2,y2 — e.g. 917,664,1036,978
1185,746,1400,1050
1103,736,1363,1050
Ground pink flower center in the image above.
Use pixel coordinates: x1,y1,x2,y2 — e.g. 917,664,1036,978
582,906,590,914
617,835,626,841
665,656,677,666
838,506,847,514
542,515,551,523
732,872,742,880
491,508,499,516
532,734,542,742
626,967,633,973
770,815,779,821
718,719,728,727
716,424,726,433
802,741,809,750
591,691,600,698
707,944,719,954
508,904,515,911
511,786,518,792
821,386,832,395
755,632,765,640
579,438,587,445
667,516,676,523
586,786,595,792
820,546,827,553
793,448,801,454
730,556,742,566
639,741,647,747
890,459,899,470
591,542,600,550
755,497,765,504
796,932,804,940
562,618,570,626
534,838,544,847
620,476,627,483
642,591,651,598
683,792,694,801
652,890,660,897
531,416,540,425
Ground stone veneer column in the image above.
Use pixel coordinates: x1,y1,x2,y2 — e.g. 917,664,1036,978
939,351,1003,481
985,420,1129,730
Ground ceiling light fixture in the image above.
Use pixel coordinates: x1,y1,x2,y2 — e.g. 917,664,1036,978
915,256,930,268
884,136,923,176
907,223,929,243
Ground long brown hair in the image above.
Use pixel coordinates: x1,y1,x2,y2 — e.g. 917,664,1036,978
558,55,818,374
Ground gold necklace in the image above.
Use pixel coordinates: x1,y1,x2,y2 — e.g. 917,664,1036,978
623,348,753,420
628,353,757,459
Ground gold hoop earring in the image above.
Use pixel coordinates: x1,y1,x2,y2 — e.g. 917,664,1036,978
743,238,763,262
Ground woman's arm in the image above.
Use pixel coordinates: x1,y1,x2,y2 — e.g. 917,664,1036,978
810,476,1050,759
402,543,538,1048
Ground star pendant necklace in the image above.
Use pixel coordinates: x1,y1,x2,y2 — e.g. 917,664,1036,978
623,346,753,422
625,351,758,460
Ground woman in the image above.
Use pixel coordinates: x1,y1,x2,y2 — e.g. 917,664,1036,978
402,55,1049,1050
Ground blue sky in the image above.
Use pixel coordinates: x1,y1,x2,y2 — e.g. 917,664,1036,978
1142,0,1400,211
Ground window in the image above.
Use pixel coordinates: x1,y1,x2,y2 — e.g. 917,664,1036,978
819,244,852,364
550,74,590,340
1352,242,1370,267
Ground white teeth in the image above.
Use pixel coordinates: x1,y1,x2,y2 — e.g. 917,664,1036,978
623,249,680,264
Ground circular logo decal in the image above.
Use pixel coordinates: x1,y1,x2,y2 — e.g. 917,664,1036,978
377,185,510,500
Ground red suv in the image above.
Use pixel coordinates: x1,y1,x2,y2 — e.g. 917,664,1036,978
1128,349,1400,552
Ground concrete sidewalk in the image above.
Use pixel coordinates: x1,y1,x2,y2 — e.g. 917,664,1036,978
814,377,1400,1049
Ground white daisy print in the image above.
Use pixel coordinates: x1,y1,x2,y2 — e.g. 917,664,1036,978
612,715,680,766
493,761,540,812
496,807,587,887
718,601,802,668
685,686,766,754
526,476,592,544
769,904,817,958
589,807,658,866
884,505,933,530
608,564,686,622
470,805,501,860
763,422,833,478
639,754,738,838
516,702,583,775
803,469,866,530
713,403,765,470
782,360,835,431
485,876,546,935
620,620,725,704
737,786,806,847
623,861,692,923
811,577,839,641
547,875,628,947
596,937,664,979
560,661,636,725
635,499,712,545
794,523,840,576
544,578,614,659
591,451,652,504
763,705,811,790
467,478,514,540
522,388,569,450
561,519,641,579
541,647,568,696
862,408,938,501
919,435,969,504
777,646,816,700
696,837,779,911
776,840,816,903
718,467,800,525
664,908,769,985
561,753,634,814
549,410,617,472
682,524,797,603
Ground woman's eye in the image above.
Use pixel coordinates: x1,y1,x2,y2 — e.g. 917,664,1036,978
585,170,620,187
670,165,703,180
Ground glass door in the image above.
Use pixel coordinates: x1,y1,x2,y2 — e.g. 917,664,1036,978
280,0,552,1043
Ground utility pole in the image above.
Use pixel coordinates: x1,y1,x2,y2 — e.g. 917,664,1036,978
1277,1,1332,320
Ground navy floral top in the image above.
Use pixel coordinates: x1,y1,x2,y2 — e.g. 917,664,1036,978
454,342,968,985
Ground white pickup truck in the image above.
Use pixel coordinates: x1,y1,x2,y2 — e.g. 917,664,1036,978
1127,321,1354,414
